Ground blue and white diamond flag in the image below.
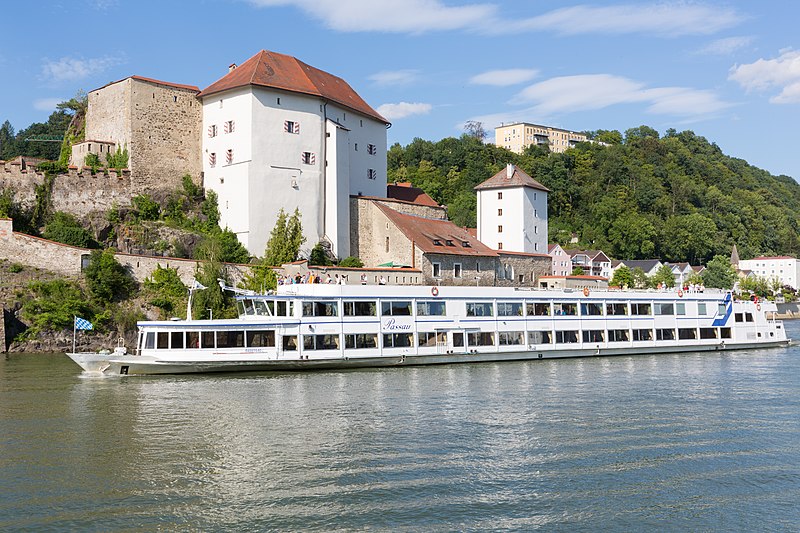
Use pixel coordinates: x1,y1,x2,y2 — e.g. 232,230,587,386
74,317,93,331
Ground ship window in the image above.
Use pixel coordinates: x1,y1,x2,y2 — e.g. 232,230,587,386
699,328,717,339
466,302,494,317
654,303,674,315
582,330,604,343
453,332,464,347
606,303,628,316
735,313,744,323
555,330,579,344
382,300,412,316
303,334,340,350
527,302,551,316
217,330,244,348
676,303,686,316
186,331,200,349
720,327,732,339
418,331,446,347
580,302,603,316
631,303,652,315
697,303,707,316
247,330,275,347
745,312,754,322
678,328,697,340
383,333,413,348
497,302,523,316
528,331,552,344
553,302,577,316
253,300,274,316
417,301,447,316
718,303,727,315
498,331,524,345
302,301,339,317
345,333,379,349
157,332,169,349
468,332,495,346
656,328,676,341
144,332,155,350
608,329,629,342
277,301,293,317
243,299,256,315
632,329,653,341
343,300,377,316
202,331,215,349
282,335,297,351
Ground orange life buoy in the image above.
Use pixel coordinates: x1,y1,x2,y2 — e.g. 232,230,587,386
678,290,684,297
583,287,590,297
431,286,439,297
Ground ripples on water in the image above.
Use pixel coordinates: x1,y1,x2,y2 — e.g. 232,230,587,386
1,324,799,531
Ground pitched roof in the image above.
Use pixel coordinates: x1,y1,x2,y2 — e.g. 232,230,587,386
198,50,388,124
95,75,199,93
374,203,497,257
474,164,549,192
620,259,662,272
386,182,439,207
564,249,610,262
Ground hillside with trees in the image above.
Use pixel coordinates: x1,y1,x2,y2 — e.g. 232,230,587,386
388,126,800,264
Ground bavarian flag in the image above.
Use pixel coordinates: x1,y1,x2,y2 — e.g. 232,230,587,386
74,316,94,331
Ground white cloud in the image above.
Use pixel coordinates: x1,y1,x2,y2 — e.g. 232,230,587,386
368,70,420,87
511,74,731,117
729,49,800,103
33,98,64,112
376,102,432,120
469,69,538,87
695,36,754,55
247,1,741,36
41,56,119,83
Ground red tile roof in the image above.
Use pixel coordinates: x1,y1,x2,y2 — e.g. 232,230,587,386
198,50,388,124
95,75,199,93
375,203,497,257
386,182,439,207
474,164,549,192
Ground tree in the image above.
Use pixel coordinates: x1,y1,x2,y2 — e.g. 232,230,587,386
607,212,656,259
309,242,332,266
339,256,364,268
192,237,236,319
264,208,305,265
702,255,737,289
0,120,16,160
610,266,634,288
239,264,277,294
84,249,136,304
463,121,487,141
571,266,585,276
143,265,187,318
43,211,97,248
631,267,649,289
651,264,676,288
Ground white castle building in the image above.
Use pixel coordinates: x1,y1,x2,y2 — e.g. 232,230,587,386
198,50,390,258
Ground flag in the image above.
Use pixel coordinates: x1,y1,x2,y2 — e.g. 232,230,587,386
74,317,93,331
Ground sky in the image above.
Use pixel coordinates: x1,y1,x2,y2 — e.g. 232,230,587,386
2,0,799,180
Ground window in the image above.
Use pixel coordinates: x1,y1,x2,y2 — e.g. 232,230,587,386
208,124,218,137
383,333,413,348
528,331,552,344
555,330,579,343
498,208,503,216
355,143,358,151
745,312,754,322
527,302,551,316
606,303,628,316
676,303,686,316
418,331,446,347
432,262,441,278
498,192,503,200
454,263,462,278
277,301,293,317
367,143,377,155
368,169,377,180
217,330,245,348
466,302,494,317
345,333,378,349
735,313,744,323
718,303,727,315
224,120,235,134
171,331,184,349
553,302,578,316
699,328,717,339
301,152,316,165
209,152,216,167
385,237,389,253
654,303,674,315
698,303,707,316
498,225,503,233
302,301,339,317
284,120,300,134
499,332,524,345
632,329,653,341
304,334,340,350
678,328,697,340
720,327,732,339
381,300,412,316
608,329,629,342
417,301,446,316
282,335,297,351
631,303,652,315
225,149,233,165
343,301,376,316
453,332,464,347
497,302,523,316
580,302,603,316
498,242,503,250
201,331,215,349
246,330,275,347
583,330,605,343
277,97,281,105
656,328,676,341
468,332,495,346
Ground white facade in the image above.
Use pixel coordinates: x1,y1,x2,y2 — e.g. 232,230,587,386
202,87,387,258
476,173,548,253
738,256,800,289
549,244,571,277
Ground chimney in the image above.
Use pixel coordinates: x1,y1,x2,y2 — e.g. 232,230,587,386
228,63,237,73
506,163,514,179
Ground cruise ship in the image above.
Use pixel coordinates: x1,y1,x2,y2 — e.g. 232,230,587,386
67,284,789,375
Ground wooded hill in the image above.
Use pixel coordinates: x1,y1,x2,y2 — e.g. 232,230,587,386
387,126,800,264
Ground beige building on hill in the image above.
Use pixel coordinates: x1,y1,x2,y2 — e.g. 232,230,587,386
495,122,587,154
71,76,203,190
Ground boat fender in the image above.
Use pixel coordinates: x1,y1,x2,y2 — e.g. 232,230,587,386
678,289,684,297
583,287,590,297
431,286,439,297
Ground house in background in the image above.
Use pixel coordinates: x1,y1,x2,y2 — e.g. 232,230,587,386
548,243,571,277
495,122,588,154
617,259,663,277
565,249,612,279
737,256,800,290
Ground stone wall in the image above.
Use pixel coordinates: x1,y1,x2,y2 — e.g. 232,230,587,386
0,307,6,352
350,198,417,268
420,253,497,286
495,253,552,287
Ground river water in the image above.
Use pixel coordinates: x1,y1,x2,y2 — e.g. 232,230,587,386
1,323,799,532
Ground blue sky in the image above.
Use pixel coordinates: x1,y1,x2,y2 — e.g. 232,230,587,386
3,0,799,179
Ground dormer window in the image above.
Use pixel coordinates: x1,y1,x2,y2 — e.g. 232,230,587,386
445,240,454,246
432,239,442,246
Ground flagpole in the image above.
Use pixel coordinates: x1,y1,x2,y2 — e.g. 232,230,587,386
72,315,76,354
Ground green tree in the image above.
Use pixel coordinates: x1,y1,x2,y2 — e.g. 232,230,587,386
702,255,737,289
217,228,251,264
571,266,585,276
132,194,160,221
631,267,649,289
610,266,634,288
42,211,96,247
239,264,278,294
339,256,364,268
607,211,656,259
651,264,676,288
264,208,305,265
19,279,95,336
0,120,16,160
84,249,137,304
143,265,187,318
192,237,236,319
309,242,332,266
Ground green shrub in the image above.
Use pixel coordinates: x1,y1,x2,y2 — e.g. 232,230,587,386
105,145,128,170
8,263,23,273
143,265,187,318
132,194,160,221
84,249,137,304
43,211,96,248
19,279,95,335
338,256,363,268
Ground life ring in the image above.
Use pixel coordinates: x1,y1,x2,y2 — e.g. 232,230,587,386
677,289,684,297
431,286,439,297
582,287,590,297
